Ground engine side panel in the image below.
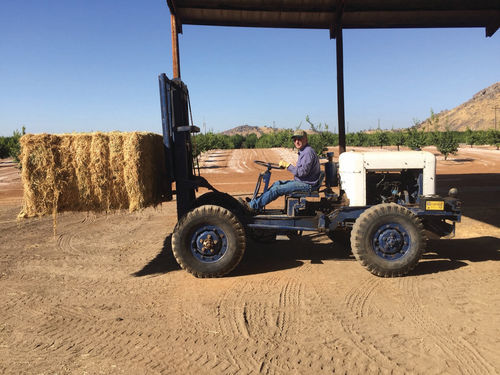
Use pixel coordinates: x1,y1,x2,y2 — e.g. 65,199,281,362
339,151,436,206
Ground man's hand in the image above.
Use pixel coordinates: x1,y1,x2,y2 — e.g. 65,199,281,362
279,160,291,169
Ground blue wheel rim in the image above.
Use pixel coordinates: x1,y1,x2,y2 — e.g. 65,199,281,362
372,223,410,261
190,225,228,263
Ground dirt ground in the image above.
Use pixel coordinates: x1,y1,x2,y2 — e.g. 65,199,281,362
0,146,499,374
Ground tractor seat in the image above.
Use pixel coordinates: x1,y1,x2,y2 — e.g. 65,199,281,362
289,171,325,198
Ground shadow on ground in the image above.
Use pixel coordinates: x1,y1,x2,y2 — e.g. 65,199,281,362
427,236,500,262
133,235,180,277
437,173,500,228
232,234,353,277
134,234,500,278
411,236,500,276
449,158,474,163
410,259,469,276
132,233,351,277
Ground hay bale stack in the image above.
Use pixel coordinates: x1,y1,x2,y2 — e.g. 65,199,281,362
19,132,167,218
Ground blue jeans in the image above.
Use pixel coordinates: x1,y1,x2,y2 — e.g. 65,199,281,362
250,180,313,210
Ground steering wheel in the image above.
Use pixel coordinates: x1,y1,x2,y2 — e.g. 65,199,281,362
254,160,282,170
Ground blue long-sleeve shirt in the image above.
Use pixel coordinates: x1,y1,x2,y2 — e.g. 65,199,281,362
287,144,321,185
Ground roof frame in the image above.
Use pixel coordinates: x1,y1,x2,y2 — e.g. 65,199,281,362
165,1,499,153
167,1,500,37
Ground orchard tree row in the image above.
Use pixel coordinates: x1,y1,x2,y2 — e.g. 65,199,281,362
0,127,25,160
194,127,500,160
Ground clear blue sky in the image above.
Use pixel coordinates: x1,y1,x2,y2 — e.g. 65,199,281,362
1,0,499,136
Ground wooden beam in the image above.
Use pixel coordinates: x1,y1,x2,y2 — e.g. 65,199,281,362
336,25,346,154
171,14,181,79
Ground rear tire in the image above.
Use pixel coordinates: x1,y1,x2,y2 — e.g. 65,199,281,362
172,205,246,277
351,203,425,277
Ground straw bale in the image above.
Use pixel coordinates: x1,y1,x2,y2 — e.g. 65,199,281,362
19,132,168,218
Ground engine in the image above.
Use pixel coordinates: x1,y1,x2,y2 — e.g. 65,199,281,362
338,151,436,207
366,170,421,205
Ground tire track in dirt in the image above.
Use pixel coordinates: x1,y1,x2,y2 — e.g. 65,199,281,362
225,148,297,175
7,288,235,375
214,276,315,374
56,212,98,256
0,288,70,370
275,279,305,341
217,275,354,374
344,276,381,319
228,149,254,173
308,276,411,374
56,232,79,254
258,273,365,374
2,267,185,372
199,150,231,174
126,285,246,374
4,213,223,373
397,277,496,375
31,314,171,374
217,277,304,343
0,285,51,325
216,284,252,341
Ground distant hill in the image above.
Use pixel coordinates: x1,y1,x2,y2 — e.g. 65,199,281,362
222,83,500,135
418,82,500,131
221,125,319,137
220,125,277,138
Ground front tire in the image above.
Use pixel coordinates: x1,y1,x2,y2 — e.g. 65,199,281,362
351,203,425,277
172,205,246,277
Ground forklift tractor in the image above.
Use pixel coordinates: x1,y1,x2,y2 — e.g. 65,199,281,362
159,75,461,279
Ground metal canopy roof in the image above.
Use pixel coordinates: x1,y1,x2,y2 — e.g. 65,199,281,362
165,1,499,153
167,0,500,37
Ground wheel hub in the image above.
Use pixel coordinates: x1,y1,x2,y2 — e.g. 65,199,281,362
372,223,410,260
191,226,228,262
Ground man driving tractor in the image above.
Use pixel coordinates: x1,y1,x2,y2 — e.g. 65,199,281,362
246,130,321,211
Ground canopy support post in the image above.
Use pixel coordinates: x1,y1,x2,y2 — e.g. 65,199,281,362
171,14,181,79
336,26,346,154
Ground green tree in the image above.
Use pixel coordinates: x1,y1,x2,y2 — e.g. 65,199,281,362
474,130,486,145
426,131,439,146
274,129,294,148
0,137,9,158
302,116,337,154
0,128,24,161
464,127,478,148
305,115,321,132
242,133,257,149
486,129,500,150
349,131,368,147
307,134,326,155
8,130,22,161
390,131,406,151
374,129,389,149
230,134,245,149
405,128,426,150
194,132,233,154
436,128,459,160
255,134,273,148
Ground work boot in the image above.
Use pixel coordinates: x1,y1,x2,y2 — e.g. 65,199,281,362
238,197,256,215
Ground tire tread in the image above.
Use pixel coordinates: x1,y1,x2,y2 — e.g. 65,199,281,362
172,205,246,278
351,203,425,277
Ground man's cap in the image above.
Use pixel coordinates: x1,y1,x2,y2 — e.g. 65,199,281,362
291,130,307,139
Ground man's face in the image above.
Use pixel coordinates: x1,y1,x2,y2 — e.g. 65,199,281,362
293,136,306,149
